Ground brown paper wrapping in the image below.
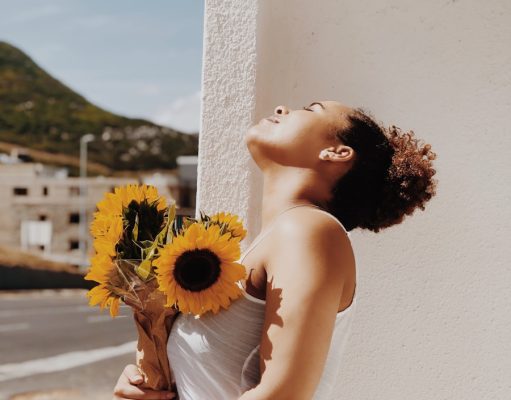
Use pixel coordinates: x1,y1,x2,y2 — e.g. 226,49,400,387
127,280,180,394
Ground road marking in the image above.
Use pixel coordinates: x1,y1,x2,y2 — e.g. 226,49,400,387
0,322,30,333
86,315,127,323
0,305,94,318
0,304,131,319
0,340,137,382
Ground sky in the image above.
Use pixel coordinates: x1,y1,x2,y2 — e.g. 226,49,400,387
0,0,204,134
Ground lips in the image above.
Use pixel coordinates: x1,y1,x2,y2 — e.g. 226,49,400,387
265,116,280,123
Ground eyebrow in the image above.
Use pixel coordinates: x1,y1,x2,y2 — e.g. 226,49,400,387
308,101,325,110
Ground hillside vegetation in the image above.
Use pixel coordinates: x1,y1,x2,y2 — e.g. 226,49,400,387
0,41,198,173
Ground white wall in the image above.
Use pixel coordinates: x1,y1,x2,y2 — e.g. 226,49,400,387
200,1,511,398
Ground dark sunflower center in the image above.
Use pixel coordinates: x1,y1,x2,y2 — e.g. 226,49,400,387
173,249,221,292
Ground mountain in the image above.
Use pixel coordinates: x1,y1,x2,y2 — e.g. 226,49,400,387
0,41,198,173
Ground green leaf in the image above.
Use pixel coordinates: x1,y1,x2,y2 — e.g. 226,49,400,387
163,202,176,245
132,202,177,280
132,213,139,241
135,259,152,280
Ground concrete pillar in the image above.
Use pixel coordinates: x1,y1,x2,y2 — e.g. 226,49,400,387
197,0,261,246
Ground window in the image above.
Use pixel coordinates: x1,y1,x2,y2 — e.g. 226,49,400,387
69,240,80,250
179,184,192,207
69,213,80,224
69,186,80,196
13,187,28,196
42,186,49,196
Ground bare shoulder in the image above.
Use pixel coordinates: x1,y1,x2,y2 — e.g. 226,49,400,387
266,207,355,277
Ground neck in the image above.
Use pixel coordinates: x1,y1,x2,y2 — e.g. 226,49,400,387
260,167,332,231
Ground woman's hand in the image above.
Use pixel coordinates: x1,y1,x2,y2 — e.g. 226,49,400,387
112,364,176,400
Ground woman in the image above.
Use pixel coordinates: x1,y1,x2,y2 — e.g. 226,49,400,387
113,100,437,400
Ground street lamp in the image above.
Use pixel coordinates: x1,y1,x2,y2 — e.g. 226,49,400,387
79,133,95,264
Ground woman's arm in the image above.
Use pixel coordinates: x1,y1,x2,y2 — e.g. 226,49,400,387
239,214,354,400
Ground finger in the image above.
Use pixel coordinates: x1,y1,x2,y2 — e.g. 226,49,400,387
114,397,175,400
114,385,176,400
113,395,176,400
123,364,144,385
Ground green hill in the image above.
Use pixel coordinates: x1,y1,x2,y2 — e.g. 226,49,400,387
0,41,198,173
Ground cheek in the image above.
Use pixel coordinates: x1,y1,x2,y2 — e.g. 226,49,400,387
282,120,323,151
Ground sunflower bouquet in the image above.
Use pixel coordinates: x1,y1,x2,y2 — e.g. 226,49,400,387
84,184,247,393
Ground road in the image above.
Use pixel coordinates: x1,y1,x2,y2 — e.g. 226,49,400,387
0,289,139,400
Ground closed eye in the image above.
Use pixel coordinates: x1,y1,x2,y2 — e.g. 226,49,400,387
302,106,313,111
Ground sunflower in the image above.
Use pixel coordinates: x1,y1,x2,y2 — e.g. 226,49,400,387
85,253,123,317
208,212,247,241
90,212,117,238
87,285,121,317
89,182,168,271
91,215,123,257
85,216,124,317
154,222,247,316
94,184,167,220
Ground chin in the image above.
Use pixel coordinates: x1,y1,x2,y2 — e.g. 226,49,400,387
243,132,265,167
246,120,263,133
243,130,257,154
244,123,263,144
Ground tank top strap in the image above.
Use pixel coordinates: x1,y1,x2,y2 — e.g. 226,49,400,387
239,204,348,263
239,204,318,262
306,207,350,236
239,220,278,263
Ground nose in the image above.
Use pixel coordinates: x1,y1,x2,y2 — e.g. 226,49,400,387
274,105,290,116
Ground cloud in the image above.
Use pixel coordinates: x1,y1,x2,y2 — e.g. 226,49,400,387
151,91,201,134
136,83,162,96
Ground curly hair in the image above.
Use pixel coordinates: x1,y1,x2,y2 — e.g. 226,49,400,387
325,108,438,233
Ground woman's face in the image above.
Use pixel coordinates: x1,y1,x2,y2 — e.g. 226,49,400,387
245,100,354,170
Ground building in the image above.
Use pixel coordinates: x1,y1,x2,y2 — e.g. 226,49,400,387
0,154,198,266
175,155,198,214
0,162,135,265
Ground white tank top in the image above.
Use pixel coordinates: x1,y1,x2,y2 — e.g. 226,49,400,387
168,206,357,400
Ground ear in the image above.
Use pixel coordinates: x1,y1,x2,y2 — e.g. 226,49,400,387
319,145,355,162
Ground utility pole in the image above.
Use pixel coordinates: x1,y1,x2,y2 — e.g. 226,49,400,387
79,133,95,267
